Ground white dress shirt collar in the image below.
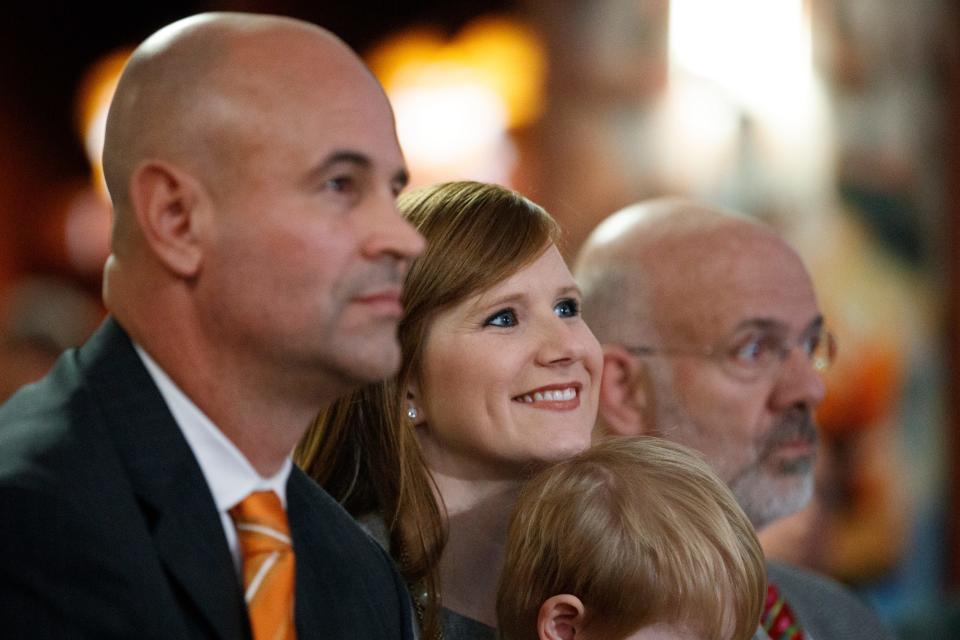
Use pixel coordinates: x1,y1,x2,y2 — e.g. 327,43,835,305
135,345,293,571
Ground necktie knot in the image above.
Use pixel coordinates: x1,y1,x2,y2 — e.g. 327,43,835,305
230,490,297,640
230,491,292,555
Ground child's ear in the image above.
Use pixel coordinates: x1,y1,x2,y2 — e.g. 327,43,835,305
537,594,586,640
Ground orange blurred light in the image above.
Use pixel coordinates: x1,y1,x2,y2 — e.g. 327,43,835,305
367,16,545,185
75,48,132,197
369,17,545,129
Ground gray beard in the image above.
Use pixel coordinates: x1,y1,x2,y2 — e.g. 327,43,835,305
728,407,818,529
730,459,815,530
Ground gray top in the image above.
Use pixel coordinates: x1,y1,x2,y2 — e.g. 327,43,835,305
358,513,423,640
766,561,896,640
360,514,498,640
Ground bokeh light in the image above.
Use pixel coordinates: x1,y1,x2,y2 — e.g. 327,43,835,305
368,16,545,185
75,48,131,197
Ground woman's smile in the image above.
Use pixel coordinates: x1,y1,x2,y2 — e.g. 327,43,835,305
512,382,582,409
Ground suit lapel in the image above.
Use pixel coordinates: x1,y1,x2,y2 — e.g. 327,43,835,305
287,469,322,631
79,319,249,640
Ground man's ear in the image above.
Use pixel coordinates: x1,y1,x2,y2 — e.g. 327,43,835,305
598,344,650,436
128,160,208,278
537,594,586,640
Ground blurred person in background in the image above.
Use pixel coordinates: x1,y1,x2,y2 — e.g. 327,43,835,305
298,181,603,640
0,277,102,402
575,198,894,639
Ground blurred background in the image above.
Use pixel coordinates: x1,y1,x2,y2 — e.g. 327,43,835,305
1,1,958,635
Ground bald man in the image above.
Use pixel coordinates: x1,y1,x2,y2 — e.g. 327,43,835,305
576,199,894,639
0,13,423,639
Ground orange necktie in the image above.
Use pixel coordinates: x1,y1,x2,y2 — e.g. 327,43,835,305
230,491,297,640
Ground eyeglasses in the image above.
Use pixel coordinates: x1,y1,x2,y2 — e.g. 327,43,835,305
623,323,837,382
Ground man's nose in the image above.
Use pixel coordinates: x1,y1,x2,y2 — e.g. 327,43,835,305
769,345,827,411
361,198,426,264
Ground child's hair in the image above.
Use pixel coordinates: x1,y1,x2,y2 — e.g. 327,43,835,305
496,436,766,640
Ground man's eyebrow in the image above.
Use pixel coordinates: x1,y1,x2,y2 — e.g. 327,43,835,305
731,315,824,335
303,151,409,192
731,318,788,334
317,150,371,170
301,151,371,185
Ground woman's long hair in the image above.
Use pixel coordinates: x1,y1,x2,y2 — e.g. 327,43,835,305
296,181,561,638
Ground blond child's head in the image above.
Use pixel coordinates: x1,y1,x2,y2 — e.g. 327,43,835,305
497,436,766,640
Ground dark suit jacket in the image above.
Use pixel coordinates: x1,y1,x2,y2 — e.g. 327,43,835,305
0,318,414,639
768,561,896,639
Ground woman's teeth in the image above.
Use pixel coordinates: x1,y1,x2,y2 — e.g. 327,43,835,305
516,387,577,403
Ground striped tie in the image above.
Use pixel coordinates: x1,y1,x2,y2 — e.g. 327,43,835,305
761,582,805,640
230,491,297,640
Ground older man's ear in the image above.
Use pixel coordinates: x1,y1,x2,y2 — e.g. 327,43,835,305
597,344,651,436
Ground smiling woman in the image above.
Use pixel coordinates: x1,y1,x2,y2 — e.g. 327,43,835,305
413,243,598,482
296,181,603,639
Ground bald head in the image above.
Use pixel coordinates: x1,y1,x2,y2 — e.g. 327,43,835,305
103,12,386,254
576,198,792,346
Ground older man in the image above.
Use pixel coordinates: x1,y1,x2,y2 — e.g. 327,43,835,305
0,13,423,639
576,198,893,639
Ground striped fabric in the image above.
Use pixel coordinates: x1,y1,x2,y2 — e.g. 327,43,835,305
762,582,805,640
230,491,297,640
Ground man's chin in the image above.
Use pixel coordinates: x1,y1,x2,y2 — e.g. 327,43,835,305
333,338,402,385
730,469,814,531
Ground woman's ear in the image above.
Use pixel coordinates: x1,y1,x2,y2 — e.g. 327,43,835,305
537,594,586,640
405,382,425,425
598,345,651,436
